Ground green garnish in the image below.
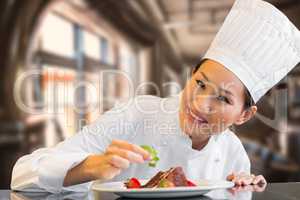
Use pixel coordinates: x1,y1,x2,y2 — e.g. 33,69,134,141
158,178,174,188
140,145,159,167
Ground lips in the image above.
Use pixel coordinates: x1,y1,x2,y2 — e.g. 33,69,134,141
186,106,208,124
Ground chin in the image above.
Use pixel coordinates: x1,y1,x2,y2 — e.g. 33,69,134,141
182,122,207,137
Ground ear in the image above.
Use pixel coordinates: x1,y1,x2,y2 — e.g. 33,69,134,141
234,106,257,125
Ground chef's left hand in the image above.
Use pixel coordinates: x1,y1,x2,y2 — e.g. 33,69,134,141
226,172,267,186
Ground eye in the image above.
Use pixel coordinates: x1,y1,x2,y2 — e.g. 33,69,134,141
217,95,230,104
196,80,206,89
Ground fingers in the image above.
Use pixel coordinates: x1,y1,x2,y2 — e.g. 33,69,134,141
252,175,267,185
231,175,250,186
241,174,253,186
229,173,254,186
100,139,153,181
232,177,243,186
107,154,130,169
111,139,151,160
227,173,267,195
106,146,144,163
226,172,235,181
228,172,267,186
100,164,122,180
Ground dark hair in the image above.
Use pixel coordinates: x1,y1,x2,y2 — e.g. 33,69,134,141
192,59,255,109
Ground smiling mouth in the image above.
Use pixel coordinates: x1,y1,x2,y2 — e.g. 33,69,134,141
187,106,208,124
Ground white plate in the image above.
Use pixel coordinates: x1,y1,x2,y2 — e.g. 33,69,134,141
92,179,234,198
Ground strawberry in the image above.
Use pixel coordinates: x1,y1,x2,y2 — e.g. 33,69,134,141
187,180,197,187
125,178,141,189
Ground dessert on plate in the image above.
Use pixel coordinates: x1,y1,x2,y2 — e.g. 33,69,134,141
124,167,197,189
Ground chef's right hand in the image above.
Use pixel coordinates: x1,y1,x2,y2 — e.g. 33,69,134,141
88,139,151,180
63,139,151,186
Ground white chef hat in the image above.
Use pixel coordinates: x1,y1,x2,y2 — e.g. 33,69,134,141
203,0,300,103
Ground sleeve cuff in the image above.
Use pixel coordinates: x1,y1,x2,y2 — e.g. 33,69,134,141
38,152,90,193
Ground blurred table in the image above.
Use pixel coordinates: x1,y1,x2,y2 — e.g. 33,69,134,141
2,183,300,200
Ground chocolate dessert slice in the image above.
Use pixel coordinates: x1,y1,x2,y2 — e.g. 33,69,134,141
141,171,165,188
142,167,189,188
165,167,189,186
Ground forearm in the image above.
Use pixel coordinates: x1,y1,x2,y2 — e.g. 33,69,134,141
63,156,94,187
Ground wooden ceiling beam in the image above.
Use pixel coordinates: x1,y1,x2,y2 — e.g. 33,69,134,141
86,0,157,46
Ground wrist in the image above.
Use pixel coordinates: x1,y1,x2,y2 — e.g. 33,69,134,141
81,155,96,181
82,154,106,181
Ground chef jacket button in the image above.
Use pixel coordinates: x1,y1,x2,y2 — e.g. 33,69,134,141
214,158,220,163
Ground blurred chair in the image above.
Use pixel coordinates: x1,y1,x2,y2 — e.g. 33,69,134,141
0,121,25,189
0,116,64,189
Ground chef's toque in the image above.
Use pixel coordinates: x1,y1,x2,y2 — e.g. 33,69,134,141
203,0,300,103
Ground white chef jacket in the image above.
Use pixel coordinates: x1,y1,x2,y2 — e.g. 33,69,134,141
11,95,250,193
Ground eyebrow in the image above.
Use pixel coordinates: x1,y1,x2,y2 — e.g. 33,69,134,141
200,71,234,97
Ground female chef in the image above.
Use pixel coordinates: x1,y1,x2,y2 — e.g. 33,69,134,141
11,0,299,193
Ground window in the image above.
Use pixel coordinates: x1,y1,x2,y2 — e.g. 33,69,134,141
33,5,141,145
40,13,74,57
163,66,182,97
100,37,109,63
84,72,101,123
120,44,139,85
83,30,100,60
37,11,121,139
42,65,76,139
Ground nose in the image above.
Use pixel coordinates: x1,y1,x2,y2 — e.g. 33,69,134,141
192,95,213,114
192,83,219,114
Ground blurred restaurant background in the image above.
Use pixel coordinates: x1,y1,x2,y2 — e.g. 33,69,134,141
0,0,300,189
